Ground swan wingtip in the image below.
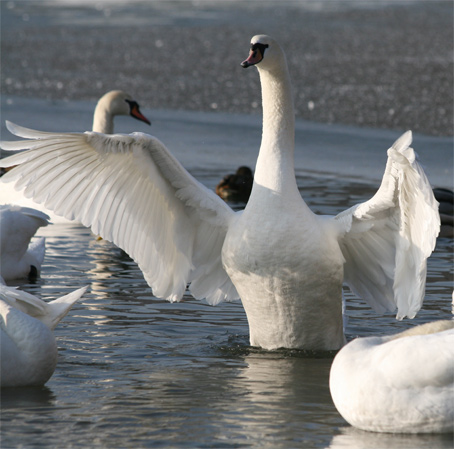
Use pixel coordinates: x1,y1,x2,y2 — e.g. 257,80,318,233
5,120,16,133
392,130,413,153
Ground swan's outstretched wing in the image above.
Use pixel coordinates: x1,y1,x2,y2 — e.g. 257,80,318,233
335,131,440,319
0,122,238,304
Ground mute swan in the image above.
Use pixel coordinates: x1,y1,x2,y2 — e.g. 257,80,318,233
0,284,88,387
0,35,440,350
0,90,150,224
216,166,254,202
92,89,151,133
0,204,49,281
330,320,454,433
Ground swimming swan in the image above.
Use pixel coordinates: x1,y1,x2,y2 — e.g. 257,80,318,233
0,204,50,281
0,90,150,224
0,284,88,387
0,35,439,350
330,320,454,433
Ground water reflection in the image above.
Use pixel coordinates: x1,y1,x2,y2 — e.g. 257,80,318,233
232,353,341,442
329,427,454,449
1,385,56,408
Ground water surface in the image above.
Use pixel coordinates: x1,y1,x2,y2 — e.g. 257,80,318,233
1,172,452,449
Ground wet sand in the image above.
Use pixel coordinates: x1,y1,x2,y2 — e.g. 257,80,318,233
1,0,453,136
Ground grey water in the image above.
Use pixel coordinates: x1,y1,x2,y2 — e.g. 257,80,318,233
1,171,453,449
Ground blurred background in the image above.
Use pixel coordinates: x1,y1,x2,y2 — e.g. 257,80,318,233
2,0,453,136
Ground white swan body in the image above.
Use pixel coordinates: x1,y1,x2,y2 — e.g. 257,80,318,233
0,36,439,350
0,204,49,281
0,90,150,224
330,320,454,433
0,284,88,387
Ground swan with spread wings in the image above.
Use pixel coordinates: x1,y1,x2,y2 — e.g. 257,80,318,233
0,35,439,350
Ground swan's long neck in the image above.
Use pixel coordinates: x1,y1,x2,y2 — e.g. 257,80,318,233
93,102,114,134
253,63,297,195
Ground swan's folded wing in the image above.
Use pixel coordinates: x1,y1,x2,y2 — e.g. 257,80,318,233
0,285,47,316
0,284,87,329
335,131,440,319
0,122,238,304
43,286,88,330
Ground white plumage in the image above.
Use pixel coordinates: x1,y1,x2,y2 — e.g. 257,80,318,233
0,35,440,350
330,320,454,433
0,90,150,224
0,284,88,387
0,204,49,281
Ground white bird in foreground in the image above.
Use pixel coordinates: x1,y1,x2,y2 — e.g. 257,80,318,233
0,204,50,281
0,90,151,224
0,35,440,350
330,320,454,433
0,284,88,387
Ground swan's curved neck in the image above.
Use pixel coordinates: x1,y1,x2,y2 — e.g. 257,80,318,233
93,102,114,134
253,63,297,195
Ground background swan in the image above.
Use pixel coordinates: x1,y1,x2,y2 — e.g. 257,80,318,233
1,284,88,387
91,89,151,134
0,35,439,350
0,90,150,224
0,204,49,281
330,320,454,433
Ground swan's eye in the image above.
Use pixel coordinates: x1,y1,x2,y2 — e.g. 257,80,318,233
250,43,269,58
251,43,269,51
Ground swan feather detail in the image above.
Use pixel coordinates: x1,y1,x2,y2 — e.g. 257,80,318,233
1,122,237,305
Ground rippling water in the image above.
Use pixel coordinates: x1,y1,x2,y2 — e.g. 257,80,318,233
1,172,453,449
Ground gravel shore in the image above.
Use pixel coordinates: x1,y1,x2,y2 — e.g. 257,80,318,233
1,1,453,136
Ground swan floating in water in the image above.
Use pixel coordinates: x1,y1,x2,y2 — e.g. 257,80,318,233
0,204,50,281
216,166,254,203
0,35,440,350
0,90,150,224
330,320,454,433
0,284,88,387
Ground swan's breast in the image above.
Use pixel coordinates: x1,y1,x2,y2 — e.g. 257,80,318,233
222,204,342,277
221,206,345,350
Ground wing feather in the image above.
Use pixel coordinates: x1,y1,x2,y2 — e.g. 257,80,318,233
1,122,238,304
336,131,440,319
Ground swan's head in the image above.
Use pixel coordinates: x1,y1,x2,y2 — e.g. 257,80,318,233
241,35,283,71
98,90,151,125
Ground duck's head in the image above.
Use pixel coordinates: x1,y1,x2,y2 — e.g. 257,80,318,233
241,35,283,71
